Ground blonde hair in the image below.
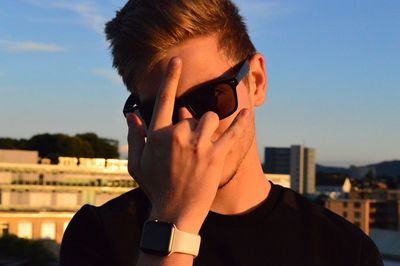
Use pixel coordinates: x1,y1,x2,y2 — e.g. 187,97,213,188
105,0,255,92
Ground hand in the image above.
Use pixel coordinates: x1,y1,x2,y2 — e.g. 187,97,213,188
126,57,249,234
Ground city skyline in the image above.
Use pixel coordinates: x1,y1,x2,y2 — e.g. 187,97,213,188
0,0,399,167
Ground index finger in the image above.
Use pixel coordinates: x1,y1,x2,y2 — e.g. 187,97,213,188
149,57,182,131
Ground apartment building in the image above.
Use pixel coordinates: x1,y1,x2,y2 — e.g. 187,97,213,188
264,145,316,194
325,198,400,235
0,150,136,243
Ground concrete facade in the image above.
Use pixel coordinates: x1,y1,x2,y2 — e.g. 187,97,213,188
265,174,291,188
0,149,38,164
0,212,74,244
264,145,316,194
0,156,136,243
325,198,400,235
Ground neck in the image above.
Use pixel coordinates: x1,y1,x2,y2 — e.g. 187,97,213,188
210,139,271,215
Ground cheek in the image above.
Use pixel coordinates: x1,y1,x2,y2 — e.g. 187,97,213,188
210,83,254,142
236,84,252,110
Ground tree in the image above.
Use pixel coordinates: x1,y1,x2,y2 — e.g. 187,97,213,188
0,133,119,163
0,234,57,266
76,133,119,159
0,138,28,149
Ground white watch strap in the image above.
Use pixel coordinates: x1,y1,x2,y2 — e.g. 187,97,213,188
171,226,201,257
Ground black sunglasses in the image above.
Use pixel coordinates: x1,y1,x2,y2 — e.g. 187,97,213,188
123,59,250,128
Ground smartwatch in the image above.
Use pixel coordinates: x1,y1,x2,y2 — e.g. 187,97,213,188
140,220,201,257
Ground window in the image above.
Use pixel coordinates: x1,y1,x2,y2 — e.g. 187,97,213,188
17,222,33,239
29,191,52,206
354,211,361,220
39,174,44,185
343,212,347,218
343,202,348,208
354,202,361,208
0,223,9,236
41,223,56,240
56,192,78,206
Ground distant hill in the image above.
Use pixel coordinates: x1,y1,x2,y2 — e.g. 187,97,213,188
317,160,400,177
366,160,400,177
316,164,349,175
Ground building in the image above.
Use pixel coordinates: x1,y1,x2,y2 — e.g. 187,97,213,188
349,189,400,201
0,149,38,164
0,152,136,243
264,145,316,194
316,177,352,194
325,199,372,235
265,174,290,188
325,198,400,235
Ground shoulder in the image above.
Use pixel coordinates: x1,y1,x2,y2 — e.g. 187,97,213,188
275,184,360,234
60,188,150,266
97,187,149,216
69,187,150,234
66,187,149,227
272,184,383,265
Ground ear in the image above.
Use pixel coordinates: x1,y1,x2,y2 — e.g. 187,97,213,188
248,53,267,107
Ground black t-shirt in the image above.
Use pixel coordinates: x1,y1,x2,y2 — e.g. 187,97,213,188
60,182,383,266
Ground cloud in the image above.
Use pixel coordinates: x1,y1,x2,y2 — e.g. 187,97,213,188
0,40,65,53
23,0,106,34
92,68,123,85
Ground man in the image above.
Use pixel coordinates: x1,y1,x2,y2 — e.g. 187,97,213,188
60,1,383,265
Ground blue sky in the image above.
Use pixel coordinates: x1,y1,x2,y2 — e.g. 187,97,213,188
0,0,399,167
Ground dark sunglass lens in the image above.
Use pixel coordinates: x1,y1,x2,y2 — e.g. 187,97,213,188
139,101,181,127
187,83,236,119
172,108,180,125
139,102,154,128
212,83,237,118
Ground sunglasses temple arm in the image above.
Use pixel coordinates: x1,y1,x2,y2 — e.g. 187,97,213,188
236,61,250,82
123,105,140,117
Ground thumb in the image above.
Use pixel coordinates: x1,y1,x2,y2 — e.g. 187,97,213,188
126,112,145,180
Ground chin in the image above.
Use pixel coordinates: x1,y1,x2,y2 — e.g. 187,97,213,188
217,154,245,189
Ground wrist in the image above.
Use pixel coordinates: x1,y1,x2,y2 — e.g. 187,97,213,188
148,209,205,234
140,220,201,259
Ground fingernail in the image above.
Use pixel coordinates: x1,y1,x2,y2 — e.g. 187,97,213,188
169,57,182,69
126,113,136,124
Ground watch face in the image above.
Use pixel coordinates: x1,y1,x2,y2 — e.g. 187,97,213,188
140,221,174,256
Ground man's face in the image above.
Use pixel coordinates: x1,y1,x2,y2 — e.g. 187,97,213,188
136,35,258,188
